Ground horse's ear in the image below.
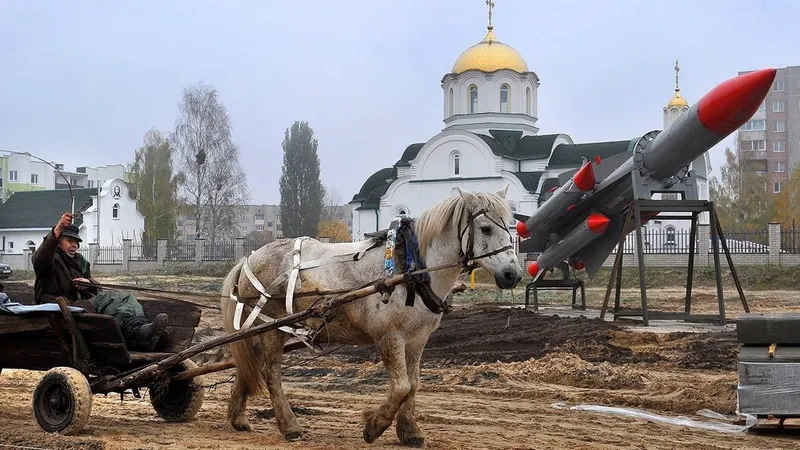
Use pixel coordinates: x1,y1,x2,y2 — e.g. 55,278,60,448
456,186,477,208
495,184,508,199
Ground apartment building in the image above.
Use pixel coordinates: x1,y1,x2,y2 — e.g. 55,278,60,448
738,66,800,195
0,151,132,201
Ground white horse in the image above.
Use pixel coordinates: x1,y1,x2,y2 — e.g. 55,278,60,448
219,186,522,446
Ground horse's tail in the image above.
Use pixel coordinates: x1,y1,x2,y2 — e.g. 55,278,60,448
220,258,268,397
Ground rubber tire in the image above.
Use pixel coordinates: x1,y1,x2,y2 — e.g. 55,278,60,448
149,359,204,422
32,367,93,435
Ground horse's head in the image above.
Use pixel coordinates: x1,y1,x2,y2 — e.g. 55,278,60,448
455,186,522,289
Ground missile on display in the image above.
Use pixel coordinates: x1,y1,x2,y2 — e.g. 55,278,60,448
516,68,778,280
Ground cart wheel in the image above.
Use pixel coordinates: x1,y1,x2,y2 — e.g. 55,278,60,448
149,359,204,422
32,367,92,435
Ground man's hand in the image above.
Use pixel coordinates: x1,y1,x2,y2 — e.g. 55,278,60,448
54,212,73,237
73,277,91,290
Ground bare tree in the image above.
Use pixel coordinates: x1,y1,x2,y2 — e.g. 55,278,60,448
171,82,250,242
319,184,343,223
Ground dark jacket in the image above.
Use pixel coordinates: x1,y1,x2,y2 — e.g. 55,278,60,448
31,227,98,309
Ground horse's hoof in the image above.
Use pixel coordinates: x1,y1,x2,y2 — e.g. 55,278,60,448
403,437,425,448
232,422,251,432
284,430,302,441
363,426,378,444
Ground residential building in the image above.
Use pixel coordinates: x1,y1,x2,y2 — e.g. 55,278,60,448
738,65,800,195
0,150,132,201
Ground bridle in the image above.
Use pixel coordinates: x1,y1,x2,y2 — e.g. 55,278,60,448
457,208,514,273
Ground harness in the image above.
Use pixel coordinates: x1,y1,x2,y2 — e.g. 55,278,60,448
458,208,514,271
227,207,514,348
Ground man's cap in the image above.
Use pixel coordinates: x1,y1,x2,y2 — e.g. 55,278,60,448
60,224,82,242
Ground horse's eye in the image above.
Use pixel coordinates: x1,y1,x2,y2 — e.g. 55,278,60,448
480,226,492,235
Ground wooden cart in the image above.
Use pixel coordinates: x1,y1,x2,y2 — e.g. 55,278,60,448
0,289,206,435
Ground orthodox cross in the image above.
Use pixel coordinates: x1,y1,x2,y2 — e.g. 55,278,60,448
486,0,495,28
674,59,680,91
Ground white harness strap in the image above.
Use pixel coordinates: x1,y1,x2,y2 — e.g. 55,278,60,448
284,237,309,316
228,237,377,346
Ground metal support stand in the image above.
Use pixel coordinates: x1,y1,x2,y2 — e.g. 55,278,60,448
600,199,749,326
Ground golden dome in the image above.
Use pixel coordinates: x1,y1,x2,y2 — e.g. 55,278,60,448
666,59,689,108
667,90,689,108
451,27,529,74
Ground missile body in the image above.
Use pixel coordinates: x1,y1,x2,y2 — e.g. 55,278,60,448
518,161,596,238
527,213,609,278
520,68,778,279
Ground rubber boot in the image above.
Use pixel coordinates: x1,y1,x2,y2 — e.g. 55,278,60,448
123,313,169,351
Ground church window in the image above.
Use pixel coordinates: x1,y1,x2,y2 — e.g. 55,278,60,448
525,87,531,115
448,88,454,115
113,203,120,219
665,226,676,245
500,84,509,112
469,85,478,113
454,154,460,175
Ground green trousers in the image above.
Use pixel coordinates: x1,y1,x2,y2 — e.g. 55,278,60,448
90,290,145,327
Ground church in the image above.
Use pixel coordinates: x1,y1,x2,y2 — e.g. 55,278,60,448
349,6,709,245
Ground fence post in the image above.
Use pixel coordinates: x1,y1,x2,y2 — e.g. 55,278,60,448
87,242,99,267
234,237,245,261
23,249,32,271
157,239,167,266
697,224,710,267
122,239,131,271
768,222,781,265
194,239,204,264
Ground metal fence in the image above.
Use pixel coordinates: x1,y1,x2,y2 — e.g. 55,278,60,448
612,228,770,254
129,243,158,261
95,246,123,264
166,242,195,261
782,230,800,254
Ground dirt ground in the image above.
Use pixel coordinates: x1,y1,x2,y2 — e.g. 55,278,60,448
3,278,800,449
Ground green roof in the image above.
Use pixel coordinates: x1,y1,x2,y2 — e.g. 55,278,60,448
0,188,95,229
394,143,425,167
354,181,392,211
511,172,544,194
351,167,395,203
547,139,634,168
473,131,561,160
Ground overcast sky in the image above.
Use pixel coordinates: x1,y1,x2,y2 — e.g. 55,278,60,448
1,1,796,205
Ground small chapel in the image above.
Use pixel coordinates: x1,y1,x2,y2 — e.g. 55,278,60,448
349,3,709,243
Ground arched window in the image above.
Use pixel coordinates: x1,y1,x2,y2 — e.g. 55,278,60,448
500,84,509,113
665,225,676,245
448,88,454,115
525,87,531,115
450,150,462,176
26,240,35,252
113,203,120,219
469,85,478,113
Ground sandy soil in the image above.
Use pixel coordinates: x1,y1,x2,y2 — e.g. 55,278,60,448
3,280,800,449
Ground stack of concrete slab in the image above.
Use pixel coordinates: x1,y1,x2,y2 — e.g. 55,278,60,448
737,313,800,417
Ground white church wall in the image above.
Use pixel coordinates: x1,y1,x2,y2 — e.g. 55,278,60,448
415,133,497,179
81,179,144,246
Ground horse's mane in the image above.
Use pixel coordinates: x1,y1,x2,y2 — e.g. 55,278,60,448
415,191,510,259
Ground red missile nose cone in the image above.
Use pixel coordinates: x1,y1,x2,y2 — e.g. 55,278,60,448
516,221,529,238
527,261,540,277
570,260,585,270
586,213,610,234
573,162,596,191
697,68,777,136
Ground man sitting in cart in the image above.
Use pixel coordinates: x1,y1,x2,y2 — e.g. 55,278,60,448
31,212,169,351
